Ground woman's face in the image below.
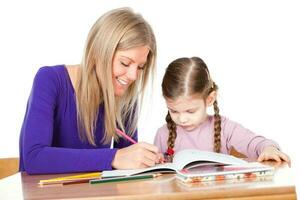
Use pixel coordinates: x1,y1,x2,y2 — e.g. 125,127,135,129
112,46,149,96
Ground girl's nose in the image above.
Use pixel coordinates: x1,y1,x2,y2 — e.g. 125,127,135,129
178,114,188,124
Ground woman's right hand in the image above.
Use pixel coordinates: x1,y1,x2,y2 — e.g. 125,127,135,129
111,142,161,169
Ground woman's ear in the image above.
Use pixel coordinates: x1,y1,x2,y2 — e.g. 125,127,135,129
206,91,217,107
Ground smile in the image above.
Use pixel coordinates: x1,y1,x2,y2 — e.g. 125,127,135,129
116,77,129,86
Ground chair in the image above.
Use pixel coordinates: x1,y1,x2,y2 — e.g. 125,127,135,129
0,157,19,179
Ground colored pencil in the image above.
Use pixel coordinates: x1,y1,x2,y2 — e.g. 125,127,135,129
90,173,162,184
116,128,137,144
39,172,101,185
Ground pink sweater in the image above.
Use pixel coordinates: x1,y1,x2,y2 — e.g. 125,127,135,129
154,115,279,158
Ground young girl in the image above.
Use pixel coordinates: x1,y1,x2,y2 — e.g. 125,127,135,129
154,57,290,163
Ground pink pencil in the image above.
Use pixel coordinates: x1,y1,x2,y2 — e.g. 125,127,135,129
116,128,137,144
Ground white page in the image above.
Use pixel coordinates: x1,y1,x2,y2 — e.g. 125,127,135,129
173,149,247,169
102,149,248,178
102,162,176,178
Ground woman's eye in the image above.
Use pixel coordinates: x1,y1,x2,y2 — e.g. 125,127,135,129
170,110,177,114
138,66,145,70
121,62,129,67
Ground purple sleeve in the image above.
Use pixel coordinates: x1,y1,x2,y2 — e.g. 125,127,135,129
20,67,118,174
222,117,280,159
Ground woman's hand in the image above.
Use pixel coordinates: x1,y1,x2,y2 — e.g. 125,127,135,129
111,142,161,169
257,146,290,164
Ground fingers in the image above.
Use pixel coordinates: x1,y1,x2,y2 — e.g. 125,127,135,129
140,156,156,167
157,153,165,164
278,152,291,167
135,142,161,166
258,146,291,164
112,142,167,169
257,154,264,162
129,142,161,167
142,148,159,165
138,142,159,153
278,152,290,163
272,155,282,162
258,152,290,163
258,154,281,162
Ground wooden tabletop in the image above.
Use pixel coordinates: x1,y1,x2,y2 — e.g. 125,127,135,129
0,161,297,200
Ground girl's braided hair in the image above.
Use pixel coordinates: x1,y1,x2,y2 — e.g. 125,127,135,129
162,57,221,161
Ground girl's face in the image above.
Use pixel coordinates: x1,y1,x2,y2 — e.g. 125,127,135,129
112,46,149,96
166,94,214,131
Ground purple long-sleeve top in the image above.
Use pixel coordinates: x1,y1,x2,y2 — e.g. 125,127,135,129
154,115,279,158
19,65,137,174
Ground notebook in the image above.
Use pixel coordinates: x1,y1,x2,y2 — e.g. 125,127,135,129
102,149,272,179
176,162,274,183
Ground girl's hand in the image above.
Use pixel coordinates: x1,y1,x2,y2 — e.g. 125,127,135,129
257,146,290,164
111,142,161,169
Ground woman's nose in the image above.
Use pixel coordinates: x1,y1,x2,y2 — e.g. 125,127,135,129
126,65,138,81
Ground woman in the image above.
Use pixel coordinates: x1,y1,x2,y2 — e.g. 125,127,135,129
19,7,160,174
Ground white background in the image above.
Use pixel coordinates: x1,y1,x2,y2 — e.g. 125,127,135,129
0,0,299,195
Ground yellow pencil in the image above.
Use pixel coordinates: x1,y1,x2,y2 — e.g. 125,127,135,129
39,172,101,184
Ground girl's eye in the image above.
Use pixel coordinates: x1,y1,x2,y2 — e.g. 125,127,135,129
121,62,129,67
187,110,195,114
169,110,178,114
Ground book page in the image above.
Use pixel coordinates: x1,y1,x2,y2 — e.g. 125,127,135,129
176,162,274,180
172,149,248,170
102,149,248,178
102,162,176,178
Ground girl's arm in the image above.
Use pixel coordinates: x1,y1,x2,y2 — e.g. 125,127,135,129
222,117,286,160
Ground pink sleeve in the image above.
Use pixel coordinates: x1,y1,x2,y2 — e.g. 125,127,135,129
222,117,280,159
153,126,168,153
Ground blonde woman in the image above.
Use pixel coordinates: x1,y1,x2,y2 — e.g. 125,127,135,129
19,7,160,174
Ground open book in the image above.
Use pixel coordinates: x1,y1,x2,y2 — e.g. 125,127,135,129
102,149,274,180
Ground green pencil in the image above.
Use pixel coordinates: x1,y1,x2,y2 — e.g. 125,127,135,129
90,173,162,184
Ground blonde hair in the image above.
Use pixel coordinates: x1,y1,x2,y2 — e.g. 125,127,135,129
76,7,156,145
162,57,221,161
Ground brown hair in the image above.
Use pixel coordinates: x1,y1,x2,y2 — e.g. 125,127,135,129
162,57,221,160
76,7,156,145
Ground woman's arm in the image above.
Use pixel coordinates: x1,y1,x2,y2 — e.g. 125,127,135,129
20,67,118,174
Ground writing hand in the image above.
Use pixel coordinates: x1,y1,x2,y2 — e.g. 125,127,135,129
111,142,160,169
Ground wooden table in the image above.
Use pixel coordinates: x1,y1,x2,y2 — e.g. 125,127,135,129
0,162,297,200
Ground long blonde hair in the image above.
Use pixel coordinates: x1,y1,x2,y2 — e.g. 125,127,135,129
76,7,156,145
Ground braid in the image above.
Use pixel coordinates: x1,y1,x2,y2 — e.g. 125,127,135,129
165,112,177,161
212,82,221,152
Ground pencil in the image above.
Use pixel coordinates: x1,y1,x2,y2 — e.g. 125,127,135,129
39,172,101,185
90,173,162,184
62,179,92,185
116,128,137,144
39,177,95,186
